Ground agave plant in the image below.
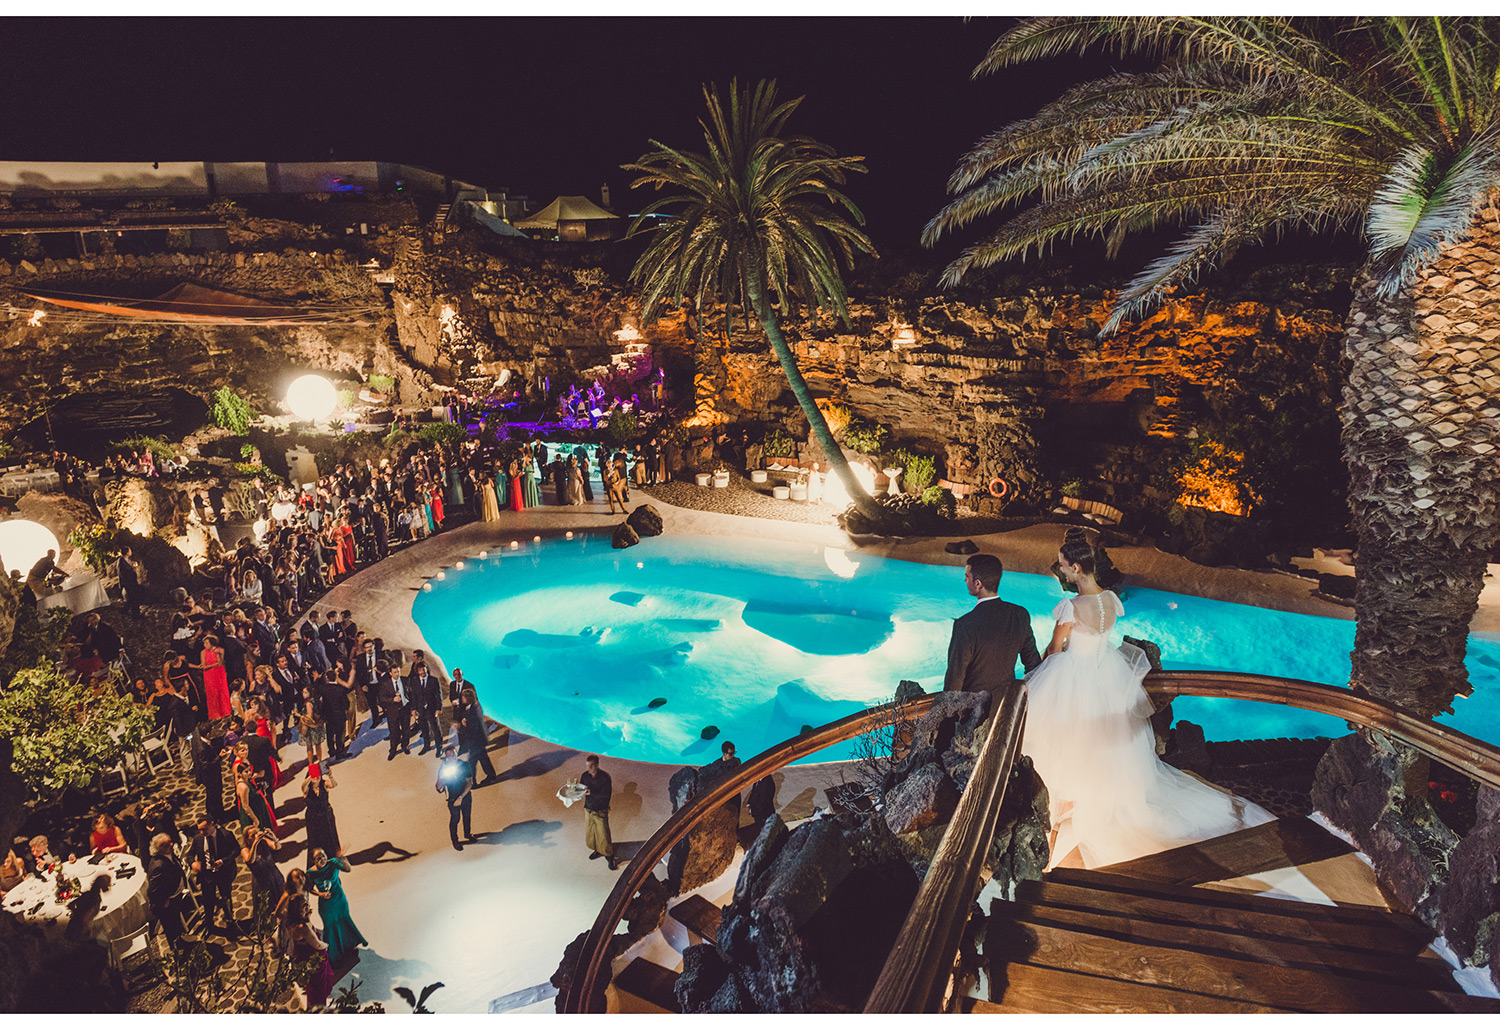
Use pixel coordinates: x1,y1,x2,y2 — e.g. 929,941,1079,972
624,78,881,515
927,17,1500,718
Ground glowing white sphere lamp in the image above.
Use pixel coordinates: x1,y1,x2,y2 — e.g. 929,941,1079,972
287,374,338,421
0,519,61,578
455,560,465,570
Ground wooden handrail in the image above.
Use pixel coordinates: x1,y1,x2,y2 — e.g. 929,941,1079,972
864,686,1029,1013
556,694,939,1014
563,669,1500,1015
1144,670,1500,791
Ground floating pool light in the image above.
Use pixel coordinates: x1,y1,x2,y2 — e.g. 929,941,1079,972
422,583,432,592
455,560,464,570
478,550,488,559
565,531,574,540
510,540,519,550
437,571,446,580
286,374,337,421
0,519,61,578
533,535,541,542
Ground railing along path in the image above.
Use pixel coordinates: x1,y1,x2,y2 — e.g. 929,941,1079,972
561,670,1500,1013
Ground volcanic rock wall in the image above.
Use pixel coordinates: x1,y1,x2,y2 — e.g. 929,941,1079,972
0,250,392,440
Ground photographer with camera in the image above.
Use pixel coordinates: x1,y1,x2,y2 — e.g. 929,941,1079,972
435,745,477,851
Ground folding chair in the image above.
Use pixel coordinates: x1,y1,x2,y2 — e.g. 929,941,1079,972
109,924,156,983
140,735,175,777
101,760,130,800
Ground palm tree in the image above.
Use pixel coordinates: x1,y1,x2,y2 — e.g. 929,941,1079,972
624,78,881,516
925,17,1500,720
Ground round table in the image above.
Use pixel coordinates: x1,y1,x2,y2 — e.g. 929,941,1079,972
1,853,150,943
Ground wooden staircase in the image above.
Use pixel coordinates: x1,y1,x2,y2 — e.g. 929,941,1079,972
978,820,1497,1014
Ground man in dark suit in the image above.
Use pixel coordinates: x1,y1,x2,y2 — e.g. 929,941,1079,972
270,654,305,736
408,660,444,754
378,661,411,758
355,639,382,728
189,815,240,934
319,669,350,761
116,543,142,616
943,553,1042,700
147,834,191,945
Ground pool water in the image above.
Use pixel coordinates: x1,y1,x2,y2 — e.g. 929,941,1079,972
411,535,1500,765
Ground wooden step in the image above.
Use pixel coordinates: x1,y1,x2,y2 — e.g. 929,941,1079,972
1096,816,1355,885
1016,878,1432,958
669,894,722,942
613,958,680,1014
997,898,1456,991
986,910,1455,1013
1045,866,1428,936
977,960,1297,1013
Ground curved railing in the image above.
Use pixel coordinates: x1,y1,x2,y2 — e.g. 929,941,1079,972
562,670,1500,1014
556,694,940,1014
863,686,1028,1013
1144,670,1500,791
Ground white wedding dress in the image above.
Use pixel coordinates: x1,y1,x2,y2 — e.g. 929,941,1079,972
1022,590,1274,869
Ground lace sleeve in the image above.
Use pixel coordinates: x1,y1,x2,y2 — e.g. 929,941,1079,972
1051,598,1075,625
1109,591,1124,617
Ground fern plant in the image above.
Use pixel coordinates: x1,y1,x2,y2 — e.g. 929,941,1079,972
211,387,255,435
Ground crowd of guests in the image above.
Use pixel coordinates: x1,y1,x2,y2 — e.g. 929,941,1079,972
12,405,694,1009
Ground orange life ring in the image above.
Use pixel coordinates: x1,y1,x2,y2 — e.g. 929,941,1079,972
988,477,1009,499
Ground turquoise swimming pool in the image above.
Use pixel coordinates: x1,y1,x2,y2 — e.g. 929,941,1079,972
410,534,1499,764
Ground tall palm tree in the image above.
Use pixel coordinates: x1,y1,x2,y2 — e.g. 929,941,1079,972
925,17,1500,719
624,78,881,516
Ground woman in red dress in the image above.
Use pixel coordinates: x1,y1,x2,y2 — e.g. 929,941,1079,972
336,517,357,574
429,483,444,528
89,814,130,856
508,458,524,512
192,634,233,721
253,699,284,788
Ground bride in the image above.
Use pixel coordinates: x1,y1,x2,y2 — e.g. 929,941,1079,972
1023,539,1273,869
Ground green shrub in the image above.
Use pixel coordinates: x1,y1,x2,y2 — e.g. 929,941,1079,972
920,485,957,520
0,605,71,688
843,418,890,457
212,387,255,435
606,410,640,446
892,449,936,494
113,434,175,465
336,388,359,409
417,422,466,448
0,663,155,797
366,373,395,394
239,442,256,460
763,426,797,458
233,462,281,481
67,523,119,575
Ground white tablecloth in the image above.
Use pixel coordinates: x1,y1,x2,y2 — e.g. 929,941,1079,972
1,853,150,942
38,573,110,615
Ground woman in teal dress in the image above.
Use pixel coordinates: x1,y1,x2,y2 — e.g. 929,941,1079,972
521,454,541,508
307,847,367,967
446,463,466,513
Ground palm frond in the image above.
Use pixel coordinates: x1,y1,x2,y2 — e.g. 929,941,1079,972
1367,133,1500,293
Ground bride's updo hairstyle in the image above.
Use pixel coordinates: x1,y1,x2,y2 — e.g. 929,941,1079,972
1059,539,1097,578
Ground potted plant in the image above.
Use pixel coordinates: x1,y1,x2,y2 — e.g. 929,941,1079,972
361,373,395,405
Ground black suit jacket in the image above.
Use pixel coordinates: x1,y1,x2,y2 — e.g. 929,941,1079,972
117,557,139,594
943,597,1042,695
407,671,443,714
190,827,240,881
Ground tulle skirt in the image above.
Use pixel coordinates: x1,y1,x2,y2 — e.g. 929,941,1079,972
1022,639,1273,869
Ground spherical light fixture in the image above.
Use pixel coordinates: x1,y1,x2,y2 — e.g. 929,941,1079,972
286,374,337,421
0,519,61,578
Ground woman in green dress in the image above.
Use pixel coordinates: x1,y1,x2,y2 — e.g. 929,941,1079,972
307,847,366,968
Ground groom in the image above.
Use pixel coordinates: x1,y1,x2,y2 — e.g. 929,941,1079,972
944,553,1042,698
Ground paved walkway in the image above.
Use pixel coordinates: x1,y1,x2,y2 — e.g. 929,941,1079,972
281,487,1500,1013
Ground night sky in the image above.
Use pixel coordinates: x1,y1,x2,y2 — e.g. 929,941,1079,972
0,16,1108,256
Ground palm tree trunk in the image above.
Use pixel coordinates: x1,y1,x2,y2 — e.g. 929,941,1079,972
1340,200,1500,717
743,268,879,517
